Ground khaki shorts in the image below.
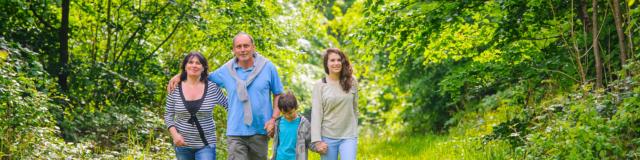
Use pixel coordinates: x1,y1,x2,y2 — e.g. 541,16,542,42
227,135,269,160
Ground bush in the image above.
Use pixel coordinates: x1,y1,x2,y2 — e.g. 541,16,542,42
478,61,640,159
0,38,66,158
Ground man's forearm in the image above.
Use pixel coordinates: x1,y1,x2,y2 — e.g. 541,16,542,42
271,94,281,119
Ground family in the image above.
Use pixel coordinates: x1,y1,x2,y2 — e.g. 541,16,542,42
163,32,359,160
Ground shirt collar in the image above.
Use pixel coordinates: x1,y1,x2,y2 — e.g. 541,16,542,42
233,60,255,71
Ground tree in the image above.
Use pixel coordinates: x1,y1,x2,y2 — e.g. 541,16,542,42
592,0,604,89
612,0,628,78
59,0,69,92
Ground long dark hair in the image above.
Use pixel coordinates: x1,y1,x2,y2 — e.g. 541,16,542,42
323,48,353,92
180,52,209,82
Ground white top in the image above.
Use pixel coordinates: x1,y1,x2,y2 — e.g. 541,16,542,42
310,78,359,142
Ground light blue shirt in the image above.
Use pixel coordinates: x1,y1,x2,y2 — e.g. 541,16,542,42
276,116,300,160
208,60,283,136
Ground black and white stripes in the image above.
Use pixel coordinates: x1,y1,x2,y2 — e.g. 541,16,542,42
164,81,228,148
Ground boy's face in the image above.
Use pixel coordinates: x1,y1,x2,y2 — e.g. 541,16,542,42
281,108,297,121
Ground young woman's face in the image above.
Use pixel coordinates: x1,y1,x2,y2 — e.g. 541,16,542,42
327,52,342,75
186,56,203,77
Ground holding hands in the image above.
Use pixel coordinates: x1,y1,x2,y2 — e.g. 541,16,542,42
265,118,276,138
315,141,328,154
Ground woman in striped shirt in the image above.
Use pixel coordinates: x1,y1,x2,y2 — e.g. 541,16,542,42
164,52,228,160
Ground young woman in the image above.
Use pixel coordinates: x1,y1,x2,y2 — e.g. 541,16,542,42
164,52,228,160
310,48,359,160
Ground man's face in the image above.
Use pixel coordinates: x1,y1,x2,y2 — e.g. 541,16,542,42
233,35,255,62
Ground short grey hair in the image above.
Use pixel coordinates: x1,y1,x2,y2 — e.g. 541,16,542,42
232,32,254,46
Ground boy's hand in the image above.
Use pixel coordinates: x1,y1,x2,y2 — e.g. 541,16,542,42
267,130,275,138
265,118,275,137
315,141,328,154
167,74,181,93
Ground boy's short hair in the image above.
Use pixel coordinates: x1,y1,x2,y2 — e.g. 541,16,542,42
278,91,298,112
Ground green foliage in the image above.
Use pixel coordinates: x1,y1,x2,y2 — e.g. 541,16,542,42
518,93,622,159
0,38,98,159
0,38,55,158
474,62,640,159
2,0,640,158
2,0,334,158
483,117,529,147
351,0,555,133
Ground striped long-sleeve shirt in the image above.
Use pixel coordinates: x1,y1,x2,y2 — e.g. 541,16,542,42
164,81,228,148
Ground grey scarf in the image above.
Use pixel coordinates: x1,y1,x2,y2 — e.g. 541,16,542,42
226,52,268,125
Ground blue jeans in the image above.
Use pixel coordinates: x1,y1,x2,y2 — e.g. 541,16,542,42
320,137,357,160
175,144,216,160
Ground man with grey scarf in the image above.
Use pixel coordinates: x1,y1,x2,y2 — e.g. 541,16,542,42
168,32,283,160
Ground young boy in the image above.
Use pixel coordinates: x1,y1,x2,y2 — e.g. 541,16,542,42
270,91,317,160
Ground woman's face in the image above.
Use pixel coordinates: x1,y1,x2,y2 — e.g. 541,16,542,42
186,56,203,77
327,52,342,75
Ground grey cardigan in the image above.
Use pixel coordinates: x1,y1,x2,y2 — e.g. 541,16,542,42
271,115,318,160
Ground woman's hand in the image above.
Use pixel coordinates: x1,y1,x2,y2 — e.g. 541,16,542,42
315,141,328,154
172,133,188,147
169,127,188,147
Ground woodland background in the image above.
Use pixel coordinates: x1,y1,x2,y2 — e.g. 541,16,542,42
1,0,640,159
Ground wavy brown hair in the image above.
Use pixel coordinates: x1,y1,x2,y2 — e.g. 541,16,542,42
323,48,353,92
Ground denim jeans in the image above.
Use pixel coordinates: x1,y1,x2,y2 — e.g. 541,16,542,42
320,137,357,160
175,144,216,160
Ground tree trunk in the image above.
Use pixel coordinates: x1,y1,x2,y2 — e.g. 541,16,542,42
571,0,587,85
578,0,592,88
104,0,112,62
59,0,70,92
592,0,603,89
611,0,627,77
628,4,635,61
578,0,591,32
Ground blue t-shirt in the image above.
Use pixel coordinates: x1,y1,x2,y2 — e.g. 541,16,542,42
276,116,300,160
208,60,283,136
